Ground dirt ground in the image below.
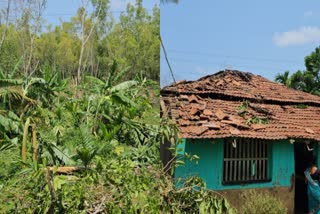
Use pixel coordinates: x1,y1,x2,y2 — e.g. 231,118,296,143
219,186,294,213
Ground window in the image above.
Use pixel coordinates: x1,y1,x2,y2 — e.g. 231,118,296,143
223,138,270,184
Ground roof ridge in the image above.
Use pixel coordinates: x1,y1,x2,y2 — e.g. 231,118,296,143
161,69,320,106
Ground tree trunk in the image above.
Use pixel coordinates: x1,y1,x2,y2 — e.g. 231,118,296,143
76,0,102,85
22,117,30,162
31,124,38,162
77,43,85,85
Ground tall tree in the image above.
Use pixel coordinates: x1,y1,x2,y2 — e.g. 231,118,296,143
0,0,159,82
275,46,320,95
106,2,160,80
305,46,320,83
75,0,111,85
0,0,11,52
17,0,47,76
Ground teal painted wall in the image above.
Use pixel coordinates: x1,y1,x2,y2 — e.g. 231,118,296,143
175,139,295,190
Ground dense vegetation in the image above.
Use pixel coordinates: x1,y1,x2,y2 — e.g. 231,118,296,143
0,0,233,213
0,72,232,213
0,0,159,83
275,46,320,95
0,66,162,212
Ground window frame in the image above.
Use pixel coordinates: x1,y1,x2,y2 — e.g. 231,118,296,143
222,138,271,185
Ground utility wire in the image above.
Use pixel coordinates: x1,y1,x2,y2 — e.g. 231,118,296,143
164,56,301,72
167,49,301,64
160,36,176,84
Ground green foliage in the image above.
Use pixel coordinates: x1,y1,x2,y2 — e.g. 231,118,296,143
275,46,320,95
0,162,87,213
106,3,160,80
295,104,308,109
237,100,249,116
0,111,21,134
240,190,287,214
73,125,100,168
0,1,233,213
246,116,269,125
0,1,159,83
237,100,269,125
0,72,233,212
305,46,320,76
275,70,290,86
159,117,179,145
161,176,235,214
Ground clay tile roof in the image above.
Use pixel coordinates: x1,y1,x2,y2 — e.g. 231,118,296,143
161,70,320,141
162,70,320,105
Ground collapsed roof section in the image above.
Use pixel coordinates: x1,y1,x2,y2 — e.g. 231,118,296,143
161,70,320,105
161,70,320,141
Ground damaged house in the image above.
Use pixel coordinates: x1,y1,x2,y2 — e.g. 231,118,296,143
160,70,320,213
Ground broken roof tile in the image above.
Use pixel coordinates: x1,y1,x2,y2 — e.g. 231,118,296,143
178,119,190,126
180,95,189,100
161,70,320,141
188,94,198,103
162,70,320,105
193,126,209,135
216,80,224,86
203,122,221,129
221,120,250,129
200,115,210,120
230,128,241,135
251,124,267,130
190,107,199,115
232,80,241,86
215,109,227,120
203,109,213,116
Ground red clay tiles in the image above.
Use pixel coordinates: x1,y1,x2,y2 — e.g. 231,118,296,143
161,70,320,141
162,70,320,105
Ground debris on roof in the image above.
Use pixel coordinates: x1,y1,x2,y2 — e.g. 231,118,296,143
162,70,320,105
161,70,320,141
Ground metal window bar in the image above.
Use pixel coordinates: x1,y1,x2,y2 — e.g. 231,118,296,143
223,139,269,184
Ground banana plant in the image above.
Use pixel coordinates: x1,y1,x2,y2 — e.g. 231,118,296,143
22,72,67,107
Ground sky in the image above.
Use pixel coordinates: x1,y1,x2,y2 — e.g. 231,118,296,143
160,1,320,86
0,0,157,25
42,0,158,26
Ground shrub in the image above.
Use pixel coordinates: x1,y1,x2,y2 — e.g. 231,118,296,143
240,190,287,214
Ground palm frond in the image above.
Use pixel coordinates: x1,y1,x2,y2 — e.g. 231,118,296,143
0,78,23,86
109,80,138,93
